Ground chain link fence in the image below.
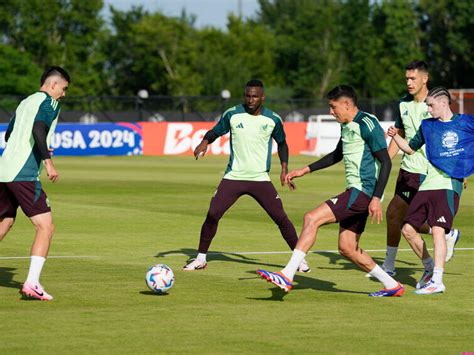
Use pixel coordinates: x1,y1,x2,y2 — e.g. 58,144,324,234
0,95,472,123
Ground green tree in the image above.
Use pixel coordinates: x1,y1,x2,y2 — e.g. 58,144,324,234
2,0,106,96
258,0,343,99
419,0,474,88
368,0,423,99
0,44,42,95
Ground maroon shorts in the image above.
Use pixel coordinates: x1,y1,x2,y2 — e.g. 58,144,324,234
404,189,459,233
394,169,426,204
325,188,370,234
0,181,51,218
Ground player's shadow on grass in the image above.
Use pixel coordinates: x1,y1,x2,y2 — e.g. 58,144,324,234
246,271,367,301
0,267,22,290
155,248,284,269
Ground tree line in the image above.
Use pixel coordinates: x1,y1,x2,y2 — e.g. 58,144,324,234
0,0,472,101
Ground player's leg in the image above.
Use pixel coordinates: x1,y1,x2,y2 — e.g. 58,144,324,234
248,181,310,272
256,202,335,292
383,195,408,274
0,183,17,241
184,179,241,270
337,227,403,297
416,190,459,294
8,181,54,300
0,217,15,241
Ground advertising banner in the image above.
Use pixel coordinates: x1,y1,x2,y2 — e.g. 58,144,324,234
0,120,395,157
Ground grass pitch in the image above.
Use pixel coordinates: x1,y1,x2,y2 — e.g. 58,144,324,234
1,155,473,354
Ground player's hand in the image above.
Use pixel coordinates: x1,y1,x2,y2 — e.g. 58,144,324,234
284,167,310,190
387,126,398,137
194,140,208,160
281,170,296,191
44,159,59,183
368,197,382,224
464,178,468,189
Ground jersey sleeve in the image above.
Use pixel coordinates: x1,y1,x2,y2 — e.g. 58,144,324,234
271,114,286,144
394,103,403,129
360,115,387,152
34,97,56,127
408,127,425,151
211,109,233,137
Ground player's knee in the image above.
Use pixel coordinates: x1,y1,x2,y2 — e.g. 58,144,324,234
0,218,15,240
338,244,352,259
205,210,222,224
303,211,320,228
401,223,416,239
34,221,55,239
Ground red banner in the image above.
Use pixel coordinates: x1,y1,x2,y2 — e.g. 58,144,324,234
140,122,308,156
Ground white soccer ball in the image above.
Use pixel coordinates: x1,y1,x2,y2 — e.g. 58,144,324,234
145,264,175,293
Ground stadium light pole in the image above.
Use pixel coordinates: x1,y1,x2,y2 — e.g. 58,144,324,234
137,89,149,121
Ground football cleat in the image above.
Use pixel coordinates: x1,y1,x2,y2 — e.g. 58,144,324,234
182,258,207,271
445,229,460,262
20,282,53,301
297,259,311,273
368,282,405,297
256,269,293,292
414,280,446,295
416,269,433,289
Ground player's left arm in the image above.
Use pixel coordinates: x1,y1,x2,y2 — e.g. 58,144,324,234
361,115,391,224
271,115,292,189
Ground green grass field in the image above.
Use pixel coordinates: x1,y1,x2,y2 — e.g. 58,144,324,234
1,155,473,354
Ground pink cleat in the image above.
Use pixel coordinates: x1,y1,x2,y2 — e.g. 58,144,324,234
21,282,53,301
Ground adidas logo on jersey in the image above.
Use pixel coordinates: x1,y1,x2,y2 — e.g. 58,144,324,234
236,123,244,129
330,198,338,205
403,110,408,116
437,216,447,223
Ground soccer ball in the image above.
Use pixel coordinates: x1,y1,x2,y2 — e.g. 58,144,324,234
145,264,175,293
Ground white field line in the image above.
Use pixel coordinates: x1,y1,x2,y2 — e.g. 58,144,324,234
157,247,474,257
0,255,99,260
1,248,473,260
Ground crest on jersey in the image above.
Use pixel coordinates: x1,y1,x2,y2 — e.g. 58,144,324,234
441,131,458,149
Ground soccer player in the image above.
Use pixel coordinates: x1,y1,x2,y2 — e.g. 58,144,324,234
379,61,459,276
257,85,404,297
0,66,70,301
387,87,472,294
183,79,310,272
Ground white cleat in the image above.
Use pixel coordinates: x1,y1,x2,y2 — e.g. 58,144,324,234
182,258,207,271
297,258,311,273
415,280,446,295
445,229,460,262
416,269,434,289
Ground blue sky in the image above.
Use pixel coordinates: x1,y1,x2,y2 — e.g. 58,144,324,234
102,0,261,29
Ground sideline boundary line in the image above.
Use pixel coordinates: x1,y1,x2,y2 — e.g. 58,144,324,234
158,247,474,257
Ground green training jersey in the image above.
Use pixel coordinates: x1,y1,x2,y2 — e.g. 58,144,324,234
409,115,464,196
395,94,431,174
0,92,60,182
341,111,387,196
212,104,286,181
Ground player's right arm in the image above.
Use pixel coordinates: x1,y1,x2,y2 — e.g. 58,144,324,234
387,126,423,155
194,109,232,159
387,127,404,159
284,139,343,187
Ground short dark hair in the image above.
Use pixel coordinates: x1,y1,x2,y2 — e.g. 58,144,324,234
245,79,264,88
405,60,428,72
428,86,451,104
40,66,71,86
326,85,358,105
